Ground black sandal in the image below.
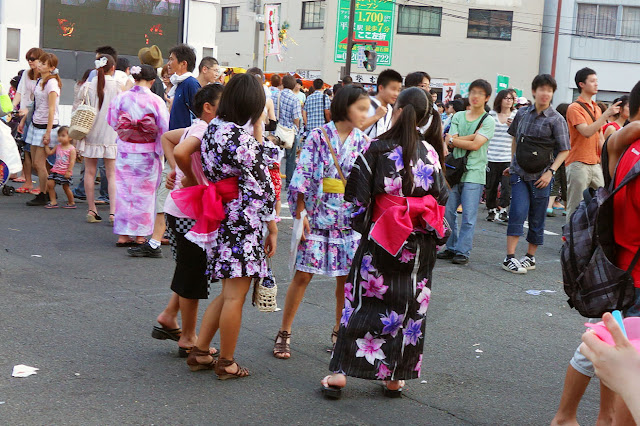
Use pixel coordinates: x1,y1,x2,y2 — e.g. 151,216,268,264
321,375,343,400
151,325,182,342
273,330,291,359
186,347,218,372
215,358,250,380
382,381,405,398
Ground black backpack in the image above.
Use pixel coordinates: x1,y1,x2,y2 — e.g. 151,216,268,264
560,149,640,318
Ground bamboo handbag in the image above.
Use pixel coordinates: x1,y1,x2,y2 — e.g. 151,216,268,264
69,87,97,140
252,258,278,312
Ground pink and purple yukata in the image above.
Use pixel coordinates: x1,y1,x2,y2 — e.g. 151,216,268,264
107,85,169,237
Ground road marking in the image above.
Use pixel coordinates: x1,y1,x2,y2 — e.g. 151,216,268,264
523,221,559,236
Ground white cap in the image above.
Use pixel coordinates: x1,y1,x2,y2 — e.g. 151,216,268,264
517,97,528,105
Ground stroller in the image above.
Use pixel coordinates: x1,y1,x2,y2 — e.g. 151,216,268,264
0,118,22,196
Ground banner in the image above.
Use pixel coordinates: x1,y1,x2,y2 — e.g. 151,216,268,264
265,4,281,56
334,0,395,66
443,83,456,104
496,74,510,92
459,83,470,99
514,88,523,98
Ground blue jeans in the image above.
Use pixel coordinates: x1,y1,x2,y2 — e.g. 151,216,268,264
285,135,300,188
73,159,108,197
506,174,551,246
444,182,483,257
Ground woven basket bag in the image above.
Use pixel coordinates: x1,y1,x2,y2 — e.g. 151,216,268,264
69,89,96,140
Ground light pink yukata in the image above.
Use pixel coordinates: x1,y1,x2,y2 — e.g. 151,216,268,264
107,85,169,237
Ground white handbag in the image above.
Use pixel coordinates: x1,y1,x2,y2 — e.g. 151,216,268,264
274,92,295,149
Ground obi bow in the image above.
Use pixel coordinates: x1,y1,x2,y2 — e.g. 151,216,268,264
369,193,446,256
115,113,158,143
170,177,239,249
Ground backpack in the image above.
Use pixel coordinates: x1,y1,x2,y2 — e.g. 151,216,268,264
560,146,640,318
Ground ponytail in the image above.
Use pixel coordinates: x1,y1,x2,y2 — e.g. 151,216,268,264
95,54,115,110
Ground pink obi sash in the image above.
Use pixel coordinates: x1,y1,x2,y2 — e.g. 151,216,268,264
170,177,239,248
369,193,446,256
115,112,158,143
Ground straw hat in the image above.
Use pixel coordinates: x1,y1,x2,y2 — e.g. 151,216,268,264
138,45,163,69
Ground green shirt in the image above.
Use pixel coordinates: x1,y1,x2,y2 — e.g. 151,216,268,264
450,111,496,185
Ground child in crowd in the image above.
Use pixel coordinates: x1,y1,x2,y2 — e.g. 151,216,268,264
43,126,76,209
152,83,223,358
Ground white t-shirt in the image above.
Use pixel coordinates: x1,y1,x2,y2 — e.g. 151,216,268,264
364,95,393,138
17,74,38,109
114,70,134,89
32,79,60,125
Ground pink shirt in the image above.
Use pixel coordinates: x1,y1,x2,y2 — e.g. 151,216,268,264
164,119,208,218
50,145,76,175
32,79,60,125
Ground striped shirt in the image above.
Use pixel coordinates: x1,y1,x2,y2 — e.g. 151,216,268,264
487,110,516,163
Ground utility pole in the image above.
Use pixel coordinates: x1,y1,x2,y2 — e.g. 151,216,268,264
252,0,261,68
344,0,356,77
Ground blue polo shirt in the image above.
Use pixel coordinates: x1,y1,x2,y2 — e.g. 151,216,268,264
169,76,200,130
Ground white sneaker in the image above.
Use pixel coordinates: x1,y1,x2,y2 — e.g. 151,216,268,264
519,255,536,271
502,257,527,274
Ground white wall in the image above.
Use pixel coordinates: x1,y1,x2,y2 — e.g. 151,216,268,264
0,0,41,92
185,0,219,62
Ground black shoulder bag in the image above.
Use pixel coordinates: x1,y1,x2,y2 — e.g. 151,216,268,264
444,113,488,186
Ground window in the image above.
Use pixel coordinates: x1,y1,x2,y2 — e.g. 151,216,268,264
467,9,513,41
622,7,640,39
203,47,214,58
221,6,239,32
576,4,618,38
6,28,20,61
301,1,325,29
397,5,442,36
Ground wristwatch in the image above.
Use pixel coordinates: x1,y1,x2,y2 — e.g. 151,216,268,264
549,168,556,177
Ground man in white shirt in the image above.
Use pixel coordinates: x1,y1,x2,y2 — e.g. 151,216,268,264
361,69,403,137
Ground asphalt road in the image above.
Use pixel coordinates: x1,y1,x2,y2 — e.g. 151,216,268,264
0,179,602,425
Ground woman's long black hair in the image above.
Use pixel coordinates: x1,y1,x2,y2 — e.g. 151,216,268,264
377,87,445,195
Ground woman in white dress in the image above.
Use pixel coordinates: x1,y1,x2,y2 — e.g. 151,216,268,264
78,54,122,223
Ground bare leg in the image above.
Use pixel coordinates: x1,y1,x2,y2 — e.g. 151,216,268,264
612,393,634,426
157,292,180,330
506,235,519,255
84,158,98,214
335,276,346,330
551,365,591,426
595,383,615,426
280,270,314,332
32,147,48,193
275,200,281,217
62,184,74,206
46,180,57,205
151,213,166,241
527,242,539,257
193,293,225,356
19,151,33,190
177,296,199,348
104,158,117,216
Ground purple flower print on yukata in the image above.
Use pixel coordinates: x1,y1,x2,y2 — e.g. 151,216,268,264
383,176,403,196
380,311,405,338
360,254,375,279
402,318,423,347
375,363,392,380
426,146,441,172
341,299,354,326
417,287,431,315
344,281,354,302
355,332,386,365
400,248,415,263
414,159,434,191
414,354,423,374
361,274,388,300
388,146,404,171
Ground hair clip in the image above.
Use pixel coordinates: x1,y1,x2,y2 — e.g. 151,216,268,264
130,66,141,75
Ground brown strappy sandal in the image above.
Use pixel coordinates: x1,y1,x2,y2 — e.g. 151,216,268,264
186,347,218,372
273,330,291,359
214,358,250,380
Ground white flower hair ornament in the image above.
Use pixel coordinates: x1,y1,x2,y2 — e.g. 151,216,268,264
130,66,142,75
95,57,108,69
51,68,59,75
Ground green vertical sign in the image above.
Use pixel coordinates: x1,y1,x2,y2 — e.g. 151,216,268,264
496,75,510,91
334,0,395,66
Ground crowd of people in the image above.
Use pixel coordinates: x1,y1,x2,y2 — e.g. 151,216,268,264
2,41,640,417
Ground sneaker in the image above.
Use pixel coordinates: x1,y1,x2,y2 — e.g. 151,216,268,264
437,249,456,260
127,242,163,258
498,209,509,222
502,257,527,274
519,255,536,271
452,254,469,265
26,193,47,206
72,189,86,200
486,209,497,222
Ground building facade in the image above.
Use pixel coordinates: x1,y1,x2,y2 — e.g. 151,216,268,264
0,0,219,120
540,0,640,103
216,0,545,98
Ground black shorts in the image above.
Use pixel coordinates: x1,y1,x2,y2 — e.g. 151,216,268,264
165,214,210,299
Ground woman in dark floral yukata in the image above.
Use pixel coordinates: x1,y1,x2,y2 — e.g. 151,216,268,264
321,87,450,398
